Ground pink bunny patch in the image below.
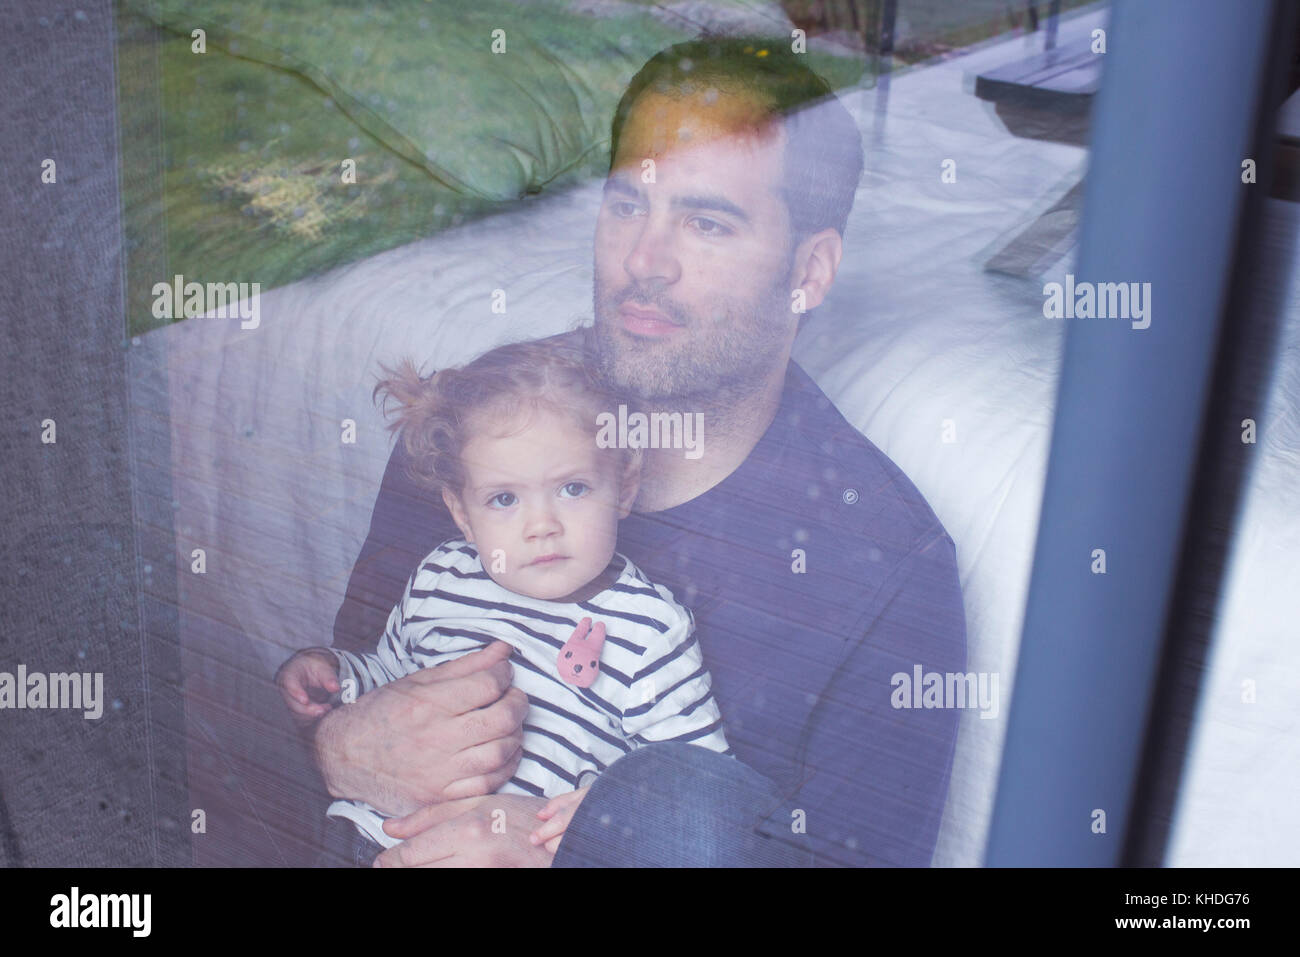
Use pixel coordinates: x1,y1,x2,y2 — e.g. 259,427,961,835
557,617,607,688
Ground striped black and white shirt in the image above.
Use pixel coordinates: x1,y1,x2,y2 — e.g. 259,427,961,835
327,539,731,848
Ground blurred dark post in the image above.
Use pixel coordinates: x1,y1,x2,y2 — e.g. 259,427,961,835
868,0,897,137
1045,0,1062,49
1122,4,1299,868
985,0,1296,867
878,0,897,58
0,0,190,866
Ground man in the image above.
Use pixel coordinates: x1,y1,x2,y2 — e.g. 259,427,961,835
297,35,966,867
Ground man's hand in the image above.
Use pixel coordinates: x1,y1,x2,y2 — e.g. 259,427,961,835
275,647,341,724
373,794,554,868
313,641,528,817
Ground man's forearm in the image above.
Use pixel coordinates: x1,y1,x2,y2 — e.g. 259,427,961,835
312,698,405,816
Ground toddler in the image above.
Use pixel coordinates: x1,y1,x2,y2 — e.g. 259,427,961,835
277,331,730,854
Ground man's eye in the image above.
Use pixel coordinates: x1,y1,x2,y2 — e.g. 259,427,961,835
609,200,641,218
689,216,730,236
559,482,589,499
488,492,517,508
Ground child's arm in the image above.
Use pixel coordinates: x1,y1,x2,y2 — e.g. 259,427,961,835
277,563,437,724
619,611,731,755
330,569,432,699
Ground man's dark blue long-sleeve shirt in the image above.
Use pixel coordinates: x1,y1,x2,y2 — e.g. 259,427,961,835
332,360,967,866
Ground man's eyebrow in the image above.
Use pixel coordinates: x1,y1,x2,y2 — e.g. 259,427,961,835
671,193,751,224
604,176,752,225
603,176,641,199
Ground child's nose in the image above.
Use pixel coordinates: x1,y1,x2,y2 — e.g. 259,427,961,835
523,502,562,539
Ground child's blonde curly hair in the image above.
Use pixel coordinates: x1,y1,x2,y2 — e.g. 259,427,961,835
374,328,632,498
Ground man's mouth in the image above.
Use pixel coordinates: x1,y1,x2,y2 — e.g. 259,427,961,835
619,302,683,338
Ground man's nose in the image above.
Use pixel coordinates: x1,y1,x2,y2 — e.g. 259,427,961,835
624,215,681,286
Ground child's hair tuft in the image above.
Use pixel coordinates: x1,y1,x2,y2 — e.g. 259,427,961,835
373,328,627,497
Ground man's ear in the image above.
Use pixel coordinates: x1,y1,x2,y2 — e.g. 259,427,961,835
442,488,474,544
790,227,843,314
616,450,642,519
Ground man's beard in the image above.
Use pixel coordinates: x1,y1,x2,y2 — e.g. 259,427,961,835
589,269,793,406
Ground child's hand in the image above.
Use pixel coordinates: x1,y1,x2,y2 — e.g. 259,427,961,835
530,786,591,855
274,647,341,722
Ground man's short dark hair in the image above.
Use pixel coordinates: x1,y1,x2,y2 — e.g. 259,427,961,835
609,35,865,243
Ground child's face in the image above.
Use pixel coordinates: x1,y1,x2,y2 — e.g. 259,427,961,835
443,403,638,601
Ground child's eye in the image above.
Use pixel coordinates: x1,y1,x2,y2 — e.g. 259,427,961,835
488,492,517,509
559,482,589,499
